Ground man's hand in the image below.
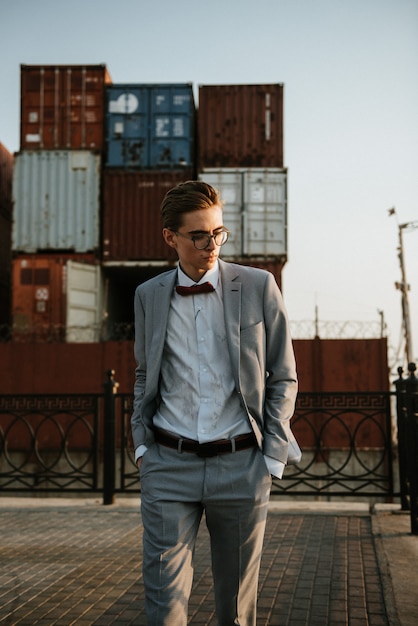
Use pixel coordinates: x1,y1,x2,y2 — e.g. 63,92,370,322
137,457,143,472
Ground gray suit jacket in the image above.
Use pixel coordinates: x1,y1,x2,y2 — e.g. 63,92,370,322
131,259,298,464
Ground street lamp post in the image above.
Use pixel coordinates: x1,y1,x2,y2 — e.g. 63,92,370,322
390,207,417,364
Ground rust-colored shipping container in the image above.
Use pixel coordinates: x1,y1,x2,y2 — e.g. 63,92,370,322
0,143,13,327
0,143,13,214
20,64,112,150
227,257,285,291
102,169,193,261
12,253,99,341
198,84,284,168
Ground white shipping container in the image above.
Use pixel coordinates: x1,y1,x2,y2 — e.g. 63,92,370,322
199,168,287,258
200,169,243,257
12,151,101,253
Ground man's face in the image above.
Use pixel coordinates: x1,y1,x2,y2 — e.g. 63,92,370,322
163,205,225,282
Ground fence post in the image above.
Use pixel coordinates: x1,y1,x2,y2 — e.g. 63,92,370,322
393,366,409,510
405,362,418,535
103,369,119,505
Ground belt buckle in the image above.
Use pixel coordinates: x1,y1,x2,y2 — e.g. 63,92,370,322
196,442,217,457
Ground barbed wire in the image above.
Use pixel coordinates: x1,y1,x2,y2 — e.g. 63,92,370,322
1,319,385,344
288,320,385,340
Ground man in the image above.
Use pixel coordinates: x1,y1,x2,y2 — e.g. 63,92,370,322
131,180,298,626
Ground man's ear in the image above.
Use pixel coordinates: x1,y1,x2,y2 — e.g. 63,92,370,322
163,228,177,249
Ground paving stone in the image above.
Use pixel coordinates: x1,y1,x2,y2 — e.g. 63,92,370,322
0,504,413,625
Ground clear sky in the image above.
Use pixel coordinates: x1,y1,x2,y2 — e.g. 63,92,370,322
1,0,417,372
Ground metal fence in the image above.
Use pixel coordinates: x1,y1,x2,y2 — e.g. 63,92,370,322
393,363,418,534
1,370,402,506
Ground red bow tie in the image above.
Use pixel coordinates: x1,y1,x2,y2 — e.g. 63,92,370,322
176,282,215,296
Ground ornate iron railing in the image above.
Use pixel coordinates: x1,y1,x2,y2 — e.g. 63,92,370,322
0,381,398,502
271,392,394,498
0,394,101,491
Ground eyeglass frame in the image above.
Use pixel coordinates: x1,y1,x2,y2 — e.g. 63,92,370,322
172,228,230,250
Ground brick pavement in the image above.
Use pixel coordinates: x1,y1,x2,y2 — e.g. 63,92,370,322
0,500,398,626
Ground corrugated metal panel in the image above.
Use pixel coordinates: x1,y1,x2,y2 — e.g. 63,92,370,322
243,169,287,256
0,143,14,216
199,169,243,257
12,151,101,253
200,168,288,258
0,143,13,325
105,83,195,169
233,258,285,291
20,64,112,150
12,253,98,341
102,169,193,261
0,338,390,395
198,84,284,168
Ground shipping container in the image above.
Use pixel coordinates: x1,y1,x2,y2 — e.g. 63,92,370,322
106,83,195,170
102,169,193,261
198,84,284,168
0,210,12,330
0,143,13,328
0,143,13,215
12,150,101,253
12,254,102,342
232,258,285,291
20,64,112,150
200,168,288,258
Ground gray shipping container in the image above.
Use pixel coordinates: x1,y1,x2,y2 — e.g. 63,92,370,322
199,168,288,258
12,151,101,253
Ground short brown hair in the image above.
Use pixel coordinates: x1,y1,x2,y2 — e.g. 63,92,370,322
160,180,223,231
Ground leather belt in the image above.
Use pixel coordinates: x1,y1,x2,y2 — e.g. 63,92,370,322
154,427,257,457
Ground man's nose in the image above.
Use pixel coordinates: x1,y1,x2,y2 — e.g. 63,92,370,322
206,236,217,250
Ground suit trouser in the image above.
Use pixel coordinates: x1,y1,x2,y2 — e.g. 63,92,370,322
139,442,272,626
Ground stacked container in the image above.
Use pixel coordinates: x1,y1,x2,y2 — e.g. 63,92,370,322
10,73,289,340
198,84,287,288
20,64,112,151
101,83,196,337
102,83,196,259
105,83,195,170
0,143,14,330
12,65,112,341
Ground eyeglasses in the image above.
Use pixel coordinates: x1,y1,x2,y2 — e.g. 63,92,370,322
173,228,230,250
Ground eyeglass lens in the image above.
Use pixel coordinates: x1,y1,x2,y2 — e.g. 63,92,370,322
194,231,229,249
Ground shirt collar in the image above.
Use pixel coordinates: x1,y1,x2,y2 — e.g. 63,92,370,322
177,262,219,289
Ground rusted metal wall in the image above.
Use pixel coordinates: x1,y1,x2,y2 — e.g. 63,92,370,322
0,338,389,395
102,169,193,261
0,341,136,394
198,84,284,168
0,144,13,325
0,143,13,214
293,338,389,392
20,64,112,150
12,150,101,253
225,257,285,290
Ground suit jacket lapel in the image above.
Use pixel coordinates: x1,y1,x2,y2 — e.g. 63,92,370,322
147,270,176,384
219,260,241,387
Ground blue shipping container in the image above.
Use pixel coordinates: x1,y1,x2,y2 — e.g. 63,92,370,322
105,84,195,170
